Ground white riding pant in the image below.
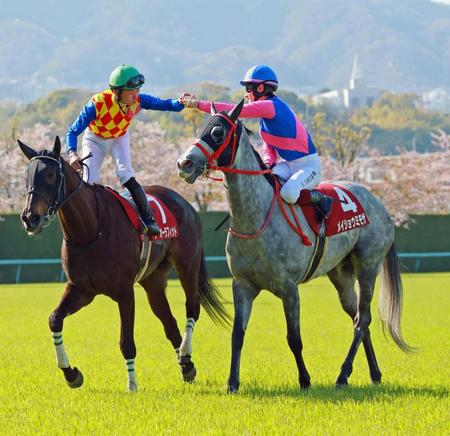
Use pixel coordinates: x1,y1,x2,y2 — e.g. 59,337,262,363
81,129,135,185
272,153,321,204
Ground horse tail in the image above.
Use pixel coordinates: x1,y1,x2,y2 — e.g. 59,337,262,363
378,243,415,353
198,252,232,328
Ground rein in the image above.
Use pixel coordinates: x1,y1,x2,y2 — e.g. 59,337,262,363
274,180,312,246
26,154,86,226
192,113,309,241
194,113,272,180
228,188,277,239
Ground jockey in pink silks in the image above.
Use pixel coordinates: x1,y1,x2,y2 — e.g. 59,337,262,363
181,64,332,218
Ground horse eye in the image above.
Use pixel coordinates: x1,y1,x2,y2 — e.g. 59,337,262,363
46,172,57,183
211,126,224,140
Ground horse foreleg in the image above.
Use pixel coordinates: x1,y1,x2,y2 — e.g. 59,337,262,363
48,283,94,388
118,290,137,392
282,287,311,389
228,279,258,394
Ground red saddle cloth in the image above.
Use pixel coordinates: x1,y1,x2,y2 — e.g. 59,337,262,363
299,183,369,237
106,188,179,240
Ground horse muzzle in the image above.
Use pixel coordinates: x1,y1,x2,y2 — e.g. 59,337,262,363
177,156,204,184
21,209,45,235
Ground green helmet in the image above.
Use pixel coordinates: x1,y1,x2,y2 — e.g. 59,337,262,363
109,64,145,90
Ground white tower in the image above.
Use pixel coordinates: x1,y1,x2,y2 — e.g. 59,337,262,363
349,54,362,90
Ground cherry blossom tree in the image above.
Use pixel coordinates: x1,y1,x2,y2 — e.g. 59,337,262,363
1,121,449,227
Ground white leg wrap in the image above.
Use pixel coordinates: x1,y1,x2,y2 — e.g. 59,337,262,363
52,331,69,369
126,358,137,392
179,318,195,357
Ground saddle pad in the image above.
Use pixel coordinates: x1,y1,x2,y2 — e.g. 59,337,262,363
106,188,179,240
300,183,369,237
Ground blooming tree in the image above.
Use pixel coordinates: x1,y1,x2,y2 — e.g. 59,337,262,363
1,121,449,227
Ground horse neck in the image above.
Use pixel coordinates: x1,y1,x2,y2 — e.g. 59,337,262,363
57,163,99,245
224,131,274,233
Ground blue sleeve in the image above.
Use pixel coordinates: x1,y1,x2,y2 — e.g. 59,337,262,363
139,94,184,112
65,101,97,153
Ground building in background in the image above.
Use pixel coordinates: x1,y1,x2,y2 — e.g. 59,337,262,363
311,55,381,110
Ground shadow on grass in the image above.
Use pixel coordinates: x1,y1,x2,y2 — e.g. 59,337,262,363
236,382,449,402
168,378,449,402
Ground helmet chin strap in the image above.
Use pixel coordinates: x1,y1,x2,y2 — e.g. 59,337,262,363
251,83,268,101
113,88,128,113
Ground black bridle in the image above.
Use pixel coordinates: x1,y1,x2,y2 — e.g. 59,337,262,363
25,152,87,226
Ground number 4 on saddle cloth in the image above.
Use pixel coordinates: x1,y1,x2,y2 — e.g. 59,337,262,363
299,183,369,237
106,188,179,240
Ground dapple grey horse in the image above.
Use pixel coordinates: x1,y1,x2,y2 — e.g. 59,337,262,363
177,100,412,393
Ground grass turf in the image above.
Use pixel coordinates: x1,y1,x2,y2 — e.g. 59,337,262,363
0,273,448,434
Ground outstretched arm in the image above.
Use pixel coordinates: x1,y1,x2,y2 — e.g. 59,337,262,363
197,100,276,119
140,94,184,112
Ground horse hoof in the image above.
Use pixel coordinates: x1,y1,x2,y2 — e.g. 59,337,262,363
336,375,348,388
335,373,349,387
65,367,84,389
178,355,196,383
300,379,311,389
128,382,138,392
227,385,239,394
182,366,197,383
371,372,382,384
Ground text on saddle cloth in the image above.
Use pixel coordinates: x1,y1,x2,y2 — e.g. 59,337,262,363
106,188,179,240
299,183,369,237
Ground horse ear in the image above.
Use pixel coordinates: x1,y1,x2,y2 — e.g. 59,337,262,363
211,102,217,115
17,139,38,161
228,98,245,122
53,136,61,157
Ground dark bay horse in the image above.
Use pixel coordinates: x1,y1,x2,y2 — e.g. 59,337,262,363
18,136,229,392
177,100,413,393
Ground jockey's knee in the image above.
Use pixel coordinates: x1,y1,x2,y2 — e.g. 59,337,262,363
280,185,300,204
119,171,136,186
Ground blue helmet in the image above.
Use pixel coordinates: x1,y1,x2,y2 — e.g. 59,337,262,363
240,65,278,90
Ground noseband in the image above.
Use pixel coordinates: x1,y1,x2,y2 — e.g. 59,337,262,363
25,153,83,224
193,113,273,178
194,113,238,171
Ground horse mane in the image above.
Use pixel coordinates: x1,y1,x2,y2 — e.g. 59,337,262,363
239,121,276,189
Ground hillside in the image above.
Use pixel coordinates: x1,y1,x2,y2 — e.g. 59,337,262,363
1,0,449,101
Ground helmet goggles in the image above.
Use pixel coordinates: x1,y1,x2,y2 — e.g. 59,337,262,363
124,74,145,89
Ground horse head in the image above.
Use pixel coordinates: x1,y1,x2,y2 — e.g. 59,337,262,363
18,136,67,234
177,99,245,183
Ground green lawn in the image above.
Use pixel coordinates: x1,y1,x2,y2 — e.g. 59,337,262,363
0,273,448,435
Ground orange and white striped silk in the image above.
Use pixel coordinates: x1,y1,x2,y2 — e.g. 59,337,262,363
88,90,141,138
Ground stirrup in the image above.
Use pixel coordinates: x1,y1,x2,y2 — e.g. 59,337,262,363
142,219,160,236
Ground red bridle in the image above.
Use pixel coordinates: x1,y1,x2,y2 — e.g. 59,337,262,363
193,113,272,177
192,112,310,243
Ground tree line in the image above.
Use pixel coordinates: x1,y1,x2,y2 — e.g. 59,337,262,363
0,84,449,225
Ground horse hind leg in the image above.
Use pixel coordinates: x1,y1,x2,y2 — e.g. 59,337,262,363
140,264,196,382
328,260,382,386
48,283,94,388
172,249,204,383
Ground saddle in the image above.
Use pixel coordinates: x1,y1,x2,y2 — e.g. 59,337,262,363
106,188,179,241
298,183,369,237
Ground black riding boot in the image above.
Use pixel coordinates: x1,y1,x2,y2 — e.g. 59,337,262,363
124,178,160,236
310,190,333,220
